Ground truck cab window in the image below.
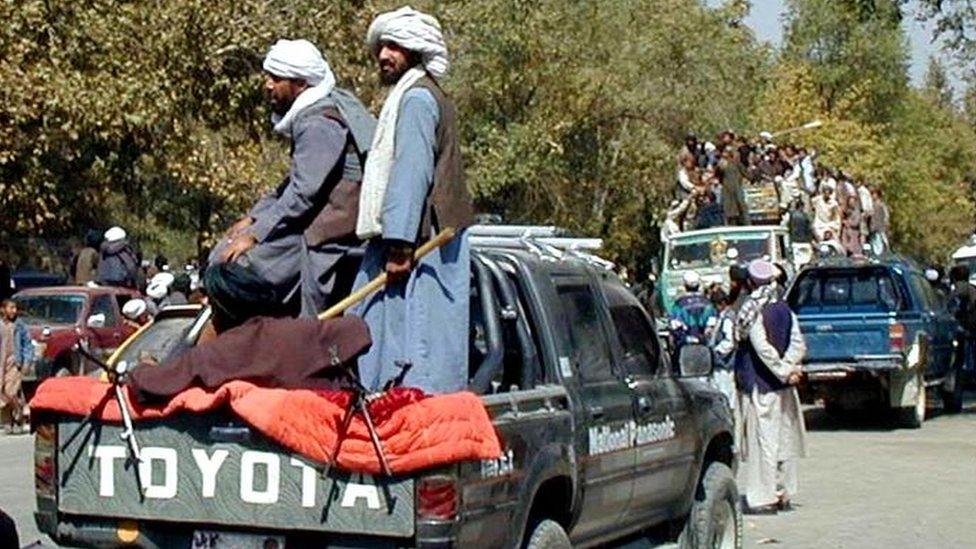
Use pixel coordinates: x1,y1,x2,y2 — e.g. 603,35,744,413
91,295,118,327
555,283,613,382
602,282,660,377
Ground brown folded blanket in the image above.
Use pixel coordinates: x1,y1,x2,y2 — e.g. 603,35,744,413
129,315,371,401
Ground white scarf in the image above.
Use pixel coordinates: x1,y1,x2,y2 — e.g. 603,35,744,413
271,79,335,137
355,66,426,239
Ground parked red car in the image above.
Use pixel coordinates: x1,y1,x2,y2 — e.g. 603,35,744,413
12,286,142,386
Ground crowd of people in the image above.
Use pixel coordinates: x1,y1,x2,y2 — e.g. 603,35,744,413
66,226,204,317
665,130,892,259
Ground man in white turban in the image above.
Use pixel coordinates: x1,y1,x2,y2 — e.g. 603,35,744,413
352,7,475,394
96,226,139,288
208,39,376,330
734,260,807,514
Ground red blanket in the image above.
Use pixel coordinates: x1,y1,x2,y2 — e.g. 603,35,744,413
30,377,502,475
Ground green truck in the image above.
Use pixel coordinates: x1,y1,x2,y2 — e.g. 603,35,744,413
658,225,793,315
33,228,739,548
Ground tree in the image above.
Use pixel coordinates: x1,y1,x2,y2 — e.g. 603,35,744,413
923,55,955,109
963,71,976,127
782,0,909,124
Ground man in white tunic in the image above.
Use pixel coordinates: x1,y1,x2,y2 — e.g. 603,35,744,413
735,260,807,514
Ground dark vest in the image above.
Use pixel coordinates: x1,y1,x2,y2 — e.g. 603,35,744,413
735,300,792,394
409,76,475,240
302,105,364,247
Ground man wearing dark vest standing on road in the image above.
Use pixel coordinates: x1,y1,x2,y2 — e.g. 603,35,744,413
353,6,475,394
735,260,807,515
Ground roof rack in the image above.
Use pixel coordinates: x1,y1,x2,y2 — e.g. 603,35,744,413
467,225,569,238
466,224,613,270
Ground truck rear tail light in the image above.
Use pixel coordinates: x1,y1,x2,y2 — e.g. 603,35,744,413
34,423,56,499
889,323,906,353
417,475,458,521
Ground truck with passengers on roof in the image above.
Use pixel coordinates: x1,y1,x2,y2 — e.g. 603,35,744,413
657,225,795,317
32,225,740,549
785,254,963,428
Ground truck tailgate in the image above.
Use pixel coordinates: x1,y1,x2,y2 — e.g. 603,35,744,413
58,415,414,537
798,313,893,363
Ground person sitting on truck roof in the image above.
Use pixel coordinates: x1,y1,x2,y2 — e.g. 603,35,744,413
352,7,475,394
734,260,807,515
206,39,376,330
812,184,840,241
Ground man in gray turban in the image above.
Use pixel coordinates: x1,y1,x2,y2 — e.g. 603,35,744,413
208,39,376,329
352,7,475,394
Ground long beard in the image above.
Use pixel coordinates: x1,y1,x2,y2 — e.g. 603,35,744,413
380,66,408,86
271,96,293,116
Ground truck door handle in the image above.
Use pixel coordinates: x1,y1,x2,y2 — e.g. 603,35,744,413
588,406,605,419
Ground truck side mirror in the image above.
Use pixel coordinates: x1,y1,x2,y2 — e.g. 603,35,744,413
86,313,106,329
678,343,713,377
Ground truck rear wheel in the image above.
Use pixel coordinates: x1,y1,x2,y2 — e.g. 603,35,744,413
679,461,742,549
524,519,571,549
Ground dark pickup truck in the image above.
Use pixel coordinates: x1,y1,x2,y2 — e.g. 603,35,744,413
787,255,963,428
33,229,738,548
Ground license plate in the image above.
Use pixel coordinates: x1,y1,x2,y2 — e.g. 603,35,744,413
191,530,285,549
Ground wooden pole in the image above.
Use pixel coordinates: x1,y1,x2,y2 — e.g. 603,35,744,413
318,228,458,320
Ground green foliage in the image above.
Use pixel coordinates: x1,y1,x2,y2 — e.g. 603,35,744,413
754,56,976,263
448,0,769,271
923,56,955,109
783,0,909,125
1,0,975,271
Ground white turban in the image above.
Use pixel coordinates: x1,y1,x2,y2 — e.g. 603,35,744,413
146,272,175,300
104,226,126,242
122,298,147,320
366,6,449,78
262,39,335,88
262,39,338,136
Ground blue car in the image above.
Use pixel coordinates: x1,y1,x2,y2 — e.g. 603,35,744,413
786,255,963,428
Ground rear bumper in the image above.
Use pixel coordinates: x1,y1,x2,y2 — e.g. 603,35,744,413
37,514,442,548
802,355,905,377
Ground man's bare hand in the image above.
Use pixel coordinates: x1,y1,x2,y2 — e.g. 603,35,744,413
787,371,803,385
225,216,254,239
385,245,415,285
220,233,257,263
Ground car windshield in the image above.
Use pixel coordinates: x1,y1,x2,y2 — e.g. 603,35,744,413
114,314,198,366
788,267,906,313
669,234,771,269
14,294,85,325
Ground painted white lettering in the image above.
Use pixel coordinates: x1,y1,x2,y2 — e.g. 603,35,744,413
192,448,229,498
138,447,178,499
240,452,280,504
340,482,381,510
92,445,126,497
290,457,317,508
